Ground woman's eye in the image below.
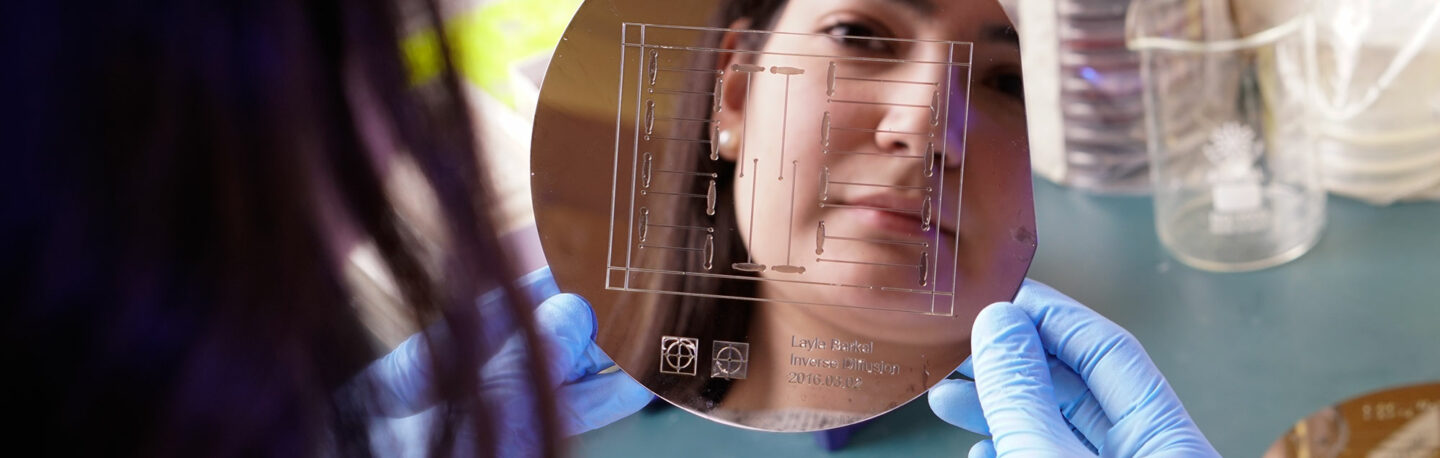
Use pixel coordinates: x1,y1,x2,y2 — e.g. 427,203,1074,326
824,22,893,54
986,71,1024,100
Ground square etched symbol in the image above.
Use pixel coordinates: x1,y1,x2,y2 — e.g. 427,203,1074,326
659,336,699,376
710,340,749,380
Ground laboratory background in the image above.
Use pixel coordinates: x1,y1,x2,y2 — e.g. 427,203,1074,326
10,0,1431,455
434,0,1440,455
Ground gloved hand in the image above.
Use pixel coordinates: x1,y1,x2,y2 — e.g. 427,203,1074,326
363,267,652,454
928,280,1218,457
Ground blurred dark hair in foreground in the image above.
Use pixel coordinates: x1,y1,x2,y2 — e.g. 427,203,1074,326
0,1,555,456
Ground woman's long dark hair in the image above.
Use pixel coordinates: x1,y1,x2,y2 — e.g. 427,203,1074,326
1,0,555,456
626,0,790,408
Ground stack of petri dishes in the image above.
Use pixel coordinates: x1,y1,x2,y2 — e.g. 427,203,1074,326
1058,0,1150,193
1022,0,1155,193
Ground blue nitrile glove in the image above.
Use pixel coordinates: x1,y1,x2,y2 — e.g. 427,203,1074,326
363,267,652,455
928,280,1218,457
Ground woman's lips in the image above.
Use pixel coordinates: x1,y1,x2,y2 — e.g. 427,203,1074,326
851,205,925,235
834,193,955,237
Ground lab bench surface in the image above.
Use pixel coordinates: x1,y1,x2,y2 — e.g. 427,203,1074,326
568,179,1440,457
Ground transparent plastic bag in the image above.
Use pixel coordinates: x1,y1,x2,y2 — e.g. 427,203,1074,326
1309,0,1440,205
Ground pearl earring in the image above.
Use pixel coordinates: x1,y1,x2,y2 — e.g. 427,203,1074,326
718,128,738,155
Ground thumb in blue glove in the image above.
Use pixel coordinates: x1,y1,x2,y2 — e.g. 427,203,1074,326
361,268,652,456
929,280,1218,457
525,293,654,436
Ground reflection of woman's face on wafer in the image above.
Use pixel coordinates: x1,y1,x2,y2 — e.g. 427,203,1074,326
530,0,1036,430
712,0,1025,319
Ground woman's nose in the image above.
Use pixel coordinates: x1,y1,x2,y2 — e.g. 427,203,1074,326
873,97,935,152
873,73,957,170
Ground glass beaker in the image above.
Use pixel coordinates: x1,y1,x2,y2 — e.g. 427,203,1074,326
1127,0,1326,272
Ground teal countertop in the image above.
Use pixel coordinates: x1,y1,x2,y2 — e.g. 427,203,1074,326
569,179,1440,457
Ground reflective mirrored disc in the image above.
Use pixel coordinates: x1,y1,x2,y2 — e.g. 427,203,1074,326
1264,382,1440,457
531,0,1036,432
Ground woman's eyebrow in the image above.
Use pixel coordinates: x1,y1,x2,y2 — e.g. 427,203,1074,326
867,0,1017,47
876,0,936,15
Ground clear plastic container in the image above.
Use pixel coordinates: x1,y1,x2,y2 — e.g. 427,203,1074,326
1309,0,1440,205
1128,0,1326,272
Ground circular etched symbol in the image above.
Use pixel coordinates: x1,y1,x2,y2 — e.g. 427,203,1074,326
713,346,745,376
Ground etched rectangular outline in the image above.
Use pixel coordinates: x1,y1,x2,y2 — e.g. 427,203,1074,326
606,23,974,317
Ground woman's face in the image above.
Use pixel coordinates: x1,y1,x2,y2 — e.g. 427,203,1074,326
714,0,1025,317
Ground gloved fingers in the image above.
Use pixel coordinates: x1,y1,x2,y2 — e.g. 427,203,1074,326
367,290,553,418
1011,280,1186,426
554,369,654,436
968,439,997,458
1101,406,1218,457
957,357,974,379
928,378,989,435
931,355,1109,443
970,303,1094,455
517,266,561,306
574,341,618,376
1012,280,1217,457
364,332,437,417
535,295,613,380
1047,355,1113,446
533,294,601,385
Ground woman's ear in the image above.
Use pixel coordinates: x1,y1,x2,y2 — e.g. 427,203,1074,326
714,22,755,162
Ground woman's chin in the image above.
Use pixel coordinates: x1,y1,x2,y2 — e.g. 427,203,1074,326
764,272,949,315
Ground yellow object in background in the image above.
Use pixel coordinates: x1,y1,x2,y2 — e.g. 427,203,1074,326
404,0,581,108
397,0,583,240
